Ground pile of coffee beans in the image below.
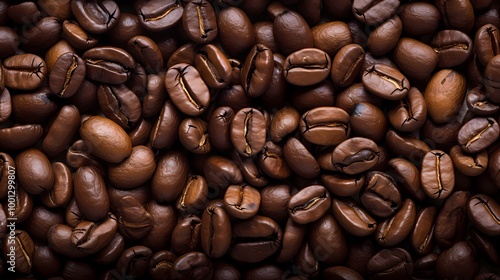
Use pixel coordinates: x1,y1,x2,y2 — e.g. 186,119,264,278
1,0,500,279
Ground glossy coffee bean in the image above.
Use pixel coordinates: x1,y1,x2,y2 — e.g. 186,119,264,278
388,87,427,132
258,141,291,179
331,43,365,87
135,0,183,32
299,106,350,146
230,107,267,157
223,184,261,219
16,148,54,195
74,166,109,222
360,171,401,218
420,150,455,200
152,150,189,203
436,241,479,280
217,7,255,57
458,117,499,154
350,102,387,143
283,48,331,86
468,194,500,236
362,64,409,101
312,21,352,56
194,44,232,89
466,86,500,116
367,248,413,280
375,199,416,247
201,204,231,259
240,44,273,97
288,185,331,224
283,137,320,179
176,176,208,215
3,54,47,90
332,198,377,237
435,191,471,248
309,213,348,265
182,0,217,44
71,0,119,34
83,46,135,84
49,52,86,98
431,29,473,68
179,117,211,154
331,137,380,175
411,206,437,255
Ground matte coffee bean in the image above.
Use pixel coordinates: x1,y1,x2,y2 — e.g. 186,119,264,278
421,150,455,200
362,64,410,101
458,117,499,154
288,185,331,224
331,137,380,175
165,63,210,116
283,48,331,86
182,0,217,44
332,198,377,237
149,251,177,280
230,107,266,157
116,246,153,278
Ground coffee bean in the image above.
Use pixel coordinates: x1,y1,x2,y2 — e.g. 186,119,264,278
288,185,331,224
362,64,410,101
283,48,331,86
230,107,267,157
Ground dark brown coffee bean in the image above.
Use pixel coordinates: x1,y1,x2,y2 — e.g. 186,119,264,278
309,213,348,265
331,44,365,87
71,0,119,33
375,199,416,247
421,150,455,200
74,166,110,221
240,44,273,97
48,52,86,98
142,201,177,251
16,148,54,195
83,46,135,84
435,0,475,33
2,230,35,274
135,0,183,32
270,106,300,143
352,0,400,25
62,20,99,50
203,155,243,190
322,173,364,197
388,87,427,132
150,100,182,150
21,16,61,53
283,137,320,178
0,152,14,199
32,245,63,278
332,198,377,237
48,224,88,258
149,250,177,280
0,88,10,123
299,106,349,146
66,139,106,172
450,145,488,177
254,21,278,53
458,117,499,154
426,71,467,120
468,194,500,236
335,83,383,114
42,105,81,158
360,171,401,218
475,24,500,67
399,2,441,36
470,229,500,266
3,54,47,90
230,107,266,157
39,162,72,209
230,215,282,263
127,35,163,73
466,85,500,116
288,185,331,224
277,218,306,263
172,215,202,256
312,21,352,56
323,266,363,280
108,145,156,189
485,55,500,102
201,204,231,259
284,48,331,86
435,191,471,248
194,44,232,89
171,252,213,280
179,117,211,154
369,16,402,57
411,206,437,255
182,0,217,44
258,141,291,179
165,63,210,116
386,129,431,163
332,137,380,175
393,37,438,81
176,175,208,215
218,7,255,57
436,241,479,280
152,150,189,203
292,80,336,113
367,248,413,280
350,102,387,143
223,184,261,219
0,124,43,151
80,116,132,163
71,214,118,254
362,64,410,101
271,4,314,56
0,27,18,58
115,246,153,278
431,29,473,68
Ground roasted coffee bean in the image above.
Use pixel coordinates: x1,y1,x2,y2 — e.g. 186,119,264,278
2,230,35,274
386,129,431,164
165,63,210,116
309,213,348,265
71,214,118,254
0,124,43,151
223,184,260,219
458,117,499,154
150,100,182,149
350,102,387,143
352,0,400,25
176,176,208,215
436,241,479,280
152,150,189,203
393,37,438,81
435,191,471,248
230,107,266,157
0,88,10,123
240,44,273,97
312,21,352,56
421,150,455,200
367,15,401,57
149,251,177,280
32,245,63,278
203,155,243,190
466,85,500,116
83,46,135,84
332,137,380,175
171,252,213,280
475,24,500,67
388,87,427,132
431,29,473,68
450,145,488,177
62,20,99,50
360,171,401,218
42,105,80,158
425,69,467,124
270,106,300,143
258,141,291,179
230,215,282,263
142,201,177,251
411,206,437,255
468,194,500,236
127,35,163,73
367,248,413,280
399,2,440,36
283,137,321,179
362,64,409,101
375,199,416,247
283,48,331,86
435,0,474,33
288,185,331,224
485,55,500,103
74,166,109,222
48,224,88,258
80,116,132,163
201,204,231,258
0,27,18,58
218,7,255,57
332,198,377,237
322,173,365,197
331,43,365,87
115,245,152,278
108,145,156,189
171,215,202,256
0,153,14,199
470,229,500,266
182,0,217,44
71,0,119,34
323,266,363,280
179,117,211,154
299,106,349,146
135,0,183,32
16,148,54,195
49,52,86,98
277,218,306,263
194,44,232,89
3,53,47,90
